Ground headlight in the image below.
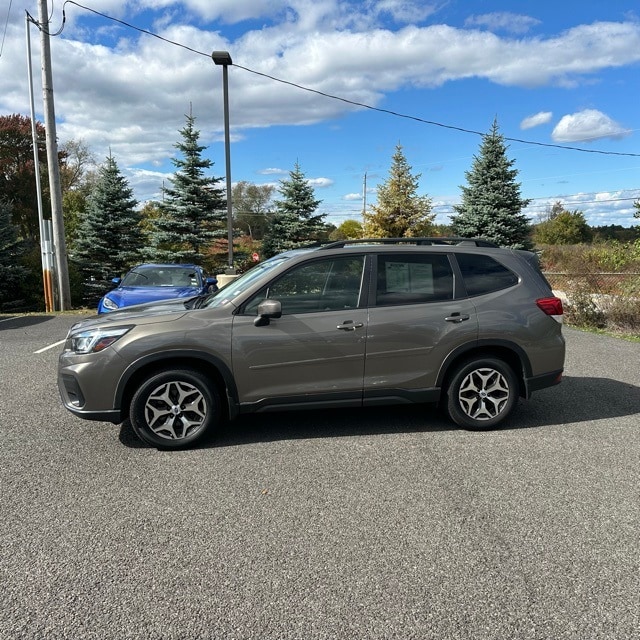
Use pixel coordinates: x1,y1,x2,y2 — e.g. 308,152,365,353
69,326,132,354
101,296,119,311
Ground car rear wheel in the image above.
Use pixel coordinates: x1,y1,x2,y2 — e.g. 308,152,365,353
129,368,220,448
445,358,518,430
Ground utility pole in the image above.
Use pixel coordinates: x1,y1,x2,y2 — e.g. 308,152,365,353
363,172,367,217
37,0,71,310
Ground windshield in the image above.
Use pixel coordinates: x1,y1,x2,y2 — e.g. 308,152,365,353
202,256,291,309
121,266,201,288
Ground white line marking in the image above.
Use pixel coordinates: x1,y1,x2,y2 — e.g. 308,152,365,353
34,339,66,354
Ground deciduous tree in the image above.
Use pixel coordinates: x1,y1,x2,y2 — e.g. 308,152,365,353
330,219,364,240
0,114,48,241
533,205,592,245
232,181,275,240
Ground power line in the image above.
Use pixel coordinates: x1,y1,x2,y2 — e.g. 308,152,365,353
53,1,640,159
0,0,13,58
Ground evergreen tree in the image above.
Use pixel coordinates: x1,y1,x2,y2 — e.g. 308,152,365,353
634,199,639,219
451,119,532,249
147,113,225,263
363,143,434,237
0,199,29,310
73,154,143,280
261,162,326,257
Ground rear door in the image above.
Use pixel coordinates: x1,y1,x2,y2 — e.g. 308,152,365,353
232,255,368,407
363,252,478,401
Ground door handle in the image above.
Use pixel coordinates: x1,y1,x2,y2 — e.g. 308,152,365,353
445,313,470,323
337,321,364,331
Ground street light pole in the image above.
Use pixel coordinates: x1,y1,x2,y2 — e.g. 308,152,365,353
211,51,235,274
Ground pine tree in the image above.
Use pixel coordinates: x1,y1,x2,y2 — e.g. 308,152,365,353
451,119,532,249
73,154,143,279
0,199,29,309
363,143,434,238
261,161,325,257
147,113,225,263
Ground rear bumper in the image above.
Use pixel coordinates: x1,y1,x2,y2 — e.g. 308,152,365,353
524,369,563,398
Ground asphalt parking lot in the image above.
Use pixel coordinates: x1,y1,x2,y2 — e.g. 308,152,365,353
1,314,638,639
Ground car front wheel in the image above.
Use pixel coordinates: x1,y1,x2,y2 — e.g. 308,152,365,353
129,368,220,448
445,358,518,430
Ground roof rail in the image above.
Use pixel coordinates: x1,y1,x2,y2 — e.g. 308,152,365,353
319,237,499,249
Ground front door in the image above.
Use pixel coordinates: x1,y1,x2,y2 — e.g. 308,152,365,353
232,255,368,408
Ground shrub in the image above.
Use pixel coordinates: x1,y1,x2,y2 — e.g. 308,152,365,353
606,296,640,333
564,284,606,329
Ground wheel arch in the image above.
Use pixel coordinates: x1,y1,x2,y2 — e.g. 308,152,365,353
115,350,238,422
437,340,532,399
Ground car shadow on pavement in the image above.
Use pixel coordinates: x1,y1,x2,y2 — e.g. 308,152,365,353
118,404,454,449
511,375,640,429
118,375,640,449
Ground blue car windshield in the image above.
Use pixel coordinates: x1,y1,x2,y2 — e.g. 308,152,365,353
121,267,200,288
202,256,291,309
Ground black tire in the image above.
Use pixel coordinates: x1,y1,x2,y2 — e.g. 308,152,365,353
129,368,220,449
445,357,518,430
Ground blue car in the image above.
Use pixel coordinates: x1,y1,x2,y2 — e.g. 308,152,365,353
97,263,217,314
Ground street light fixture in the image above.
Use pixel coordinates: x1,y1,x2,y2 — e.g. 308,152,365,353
211,50,235,274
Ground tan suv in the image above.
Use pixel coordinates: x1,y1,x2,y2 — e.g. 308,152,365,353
58,238,565,448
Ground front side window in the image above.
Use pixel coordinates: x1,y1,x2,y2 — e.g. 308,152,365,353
245,256,365,315
456,253,518,296
203,256,291,309
375,254,453,305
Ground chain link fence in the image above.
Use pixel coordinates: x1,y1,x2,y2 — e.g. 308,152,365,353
543,272,640,296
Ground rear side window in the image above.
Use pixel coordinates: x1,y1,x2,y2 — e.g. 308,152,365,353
456,253,518,296
375,254,453,305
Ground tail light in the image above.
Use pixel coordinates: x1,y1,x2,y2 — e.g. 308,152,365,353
536,297,564,323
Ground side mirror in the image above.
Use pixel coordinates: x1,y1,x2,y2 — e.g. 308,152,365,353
254,299,282,326
111,277,121,286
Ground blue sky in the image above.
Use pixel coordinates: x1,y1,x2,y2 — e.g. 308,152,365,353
1,0,639,228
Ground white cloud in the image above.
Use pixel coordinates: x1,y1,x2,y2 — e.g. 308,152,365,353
520,111,553,130
523,189,640,227
374,1,441,25
258,168,288,175
343,192,363,201
465,12,541,35
127,167,173,201
308,177,334,188
3,4,640,204
551,109,631,142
